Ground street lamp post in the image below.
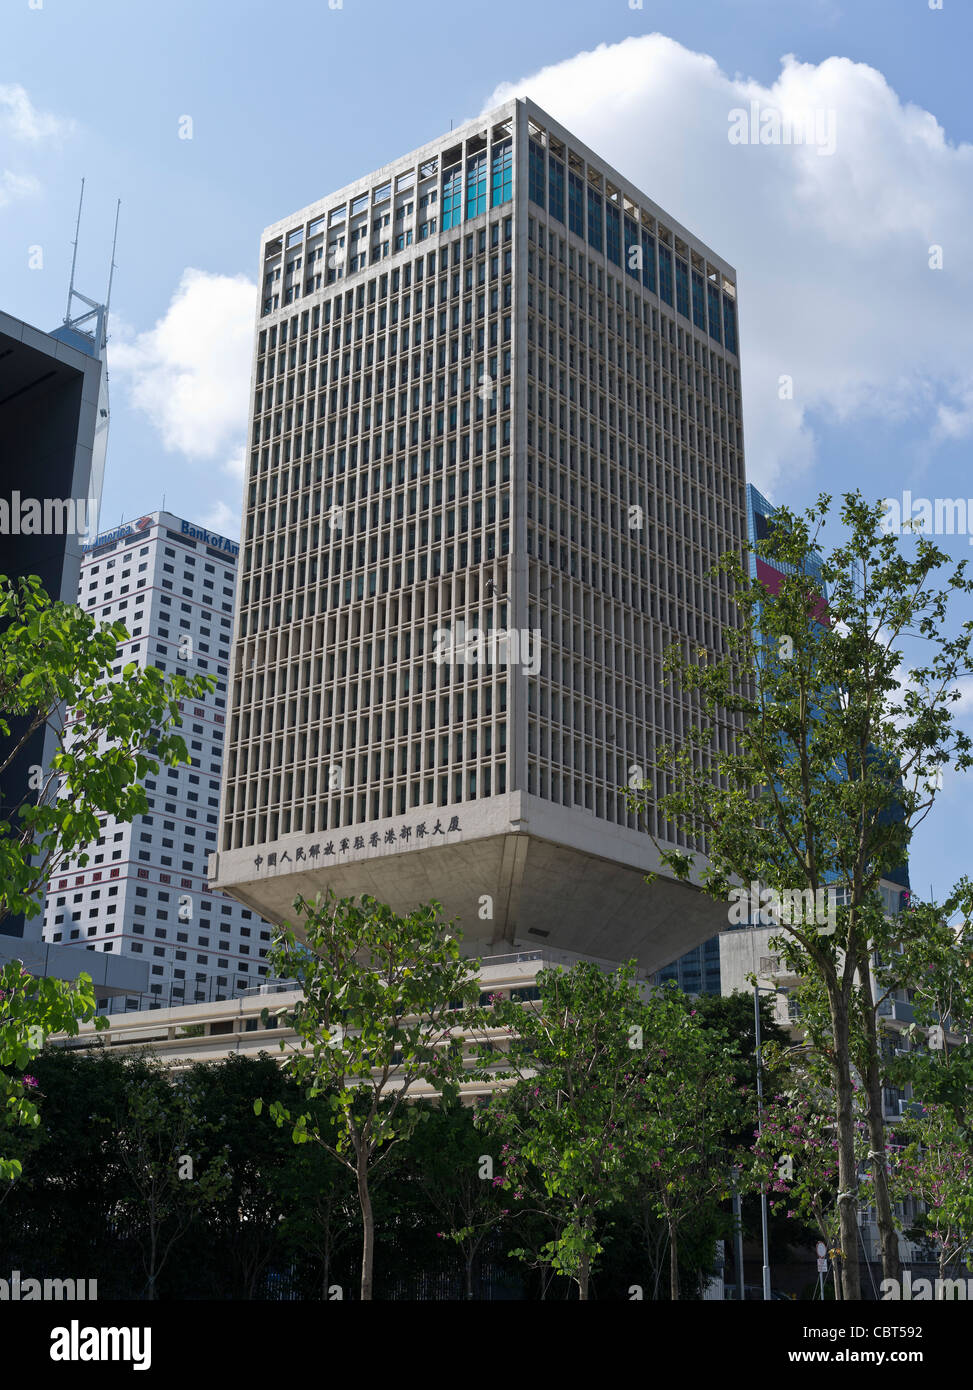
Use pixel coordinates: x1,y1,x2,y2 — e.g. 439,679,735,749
754,982,773,1301
731,1168,746,1302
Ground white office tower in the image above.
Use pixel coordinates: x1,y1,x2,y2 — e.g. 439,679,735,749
210,98,749,972
41,511,277,1009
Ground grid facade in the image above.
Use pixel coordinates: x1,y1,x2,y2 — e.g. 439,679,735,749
224,114,519,853
214,98,749,963
747,482,826,587
41,511,277,1009
655,935,723,996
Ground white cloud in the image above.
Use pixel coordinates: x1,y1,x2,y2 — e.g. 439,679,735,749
221,446,246,482
0,83,74,142
0,170,40,207
198,498,240,541
933,381,973,443
0,83,73,207
484,37,973,494
951,677,973,717
112,269,257,461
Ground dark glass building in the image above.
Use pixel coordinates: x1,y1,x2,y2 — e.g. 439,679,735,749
1,310,107,939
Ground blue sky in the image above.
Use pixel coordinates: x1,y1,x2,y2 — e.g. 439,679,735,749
2,0,972,901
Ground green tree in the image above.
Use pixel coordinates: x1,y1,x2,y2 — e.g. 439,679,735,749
276,1133,359,1299
183,1054,307,1299
404,1097,510,1299
679,991,797,1292
0,1048,347,1300
0,574,210,1179
0,574,212,925
627,493,973,1297
887,882,973,1124
256,891,484,1301
885,883,973,1293
746,1051,867,1300
0,1049,141,1292
103,1056,229,1300
890,1103,973,1291
631,985,748,1300
476,960,649,1301
0,963,105,1180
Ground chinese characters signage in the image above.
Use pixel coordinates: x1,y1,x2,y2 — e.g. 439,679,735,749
252,816,462,872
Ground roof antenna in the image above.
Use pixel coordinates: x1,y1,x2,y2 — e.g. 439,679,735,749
61,180,117,359
64,177,85,326
104,199,121,340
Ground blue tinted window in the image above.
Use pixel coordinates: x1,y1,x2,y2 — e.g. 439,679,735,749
568,171,585,237
586,187,603,252
490,141,512,208
528,140,545,210
624,217,639,280
466,152,486,220
692,270,706,328
549,157,565,223
658,245,673,306
707,282,722,342
723,295,737,354
605,205,621,266
640,234,656,294
675,258,690,318
442,165,462,230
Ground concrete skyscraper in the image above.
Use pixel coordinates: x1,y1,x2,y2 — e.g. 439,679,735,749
210,97,749,972
40,510,277,1009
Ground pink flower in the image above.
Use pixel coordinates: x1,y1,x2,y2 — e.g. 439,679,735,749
22,1075,38,1088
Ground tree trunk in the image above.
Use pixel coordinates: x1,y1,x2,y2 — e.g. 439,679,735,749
321,1223,332,1300
642,1200,666,1301
858,982,901,1285
577,1239,591,1302
830,991,862,1300
465,1252,475,1300
863,1063,901,1286
668,1217,680,1301
147,1209,158,1301
938,1245,949,1298
357,1153,374,1301
813,1205,841,1301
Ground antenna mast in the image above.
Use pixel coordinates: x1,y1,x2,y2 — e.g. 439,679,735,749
65,177,85,325
61,181,117,357
104,199,121,329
